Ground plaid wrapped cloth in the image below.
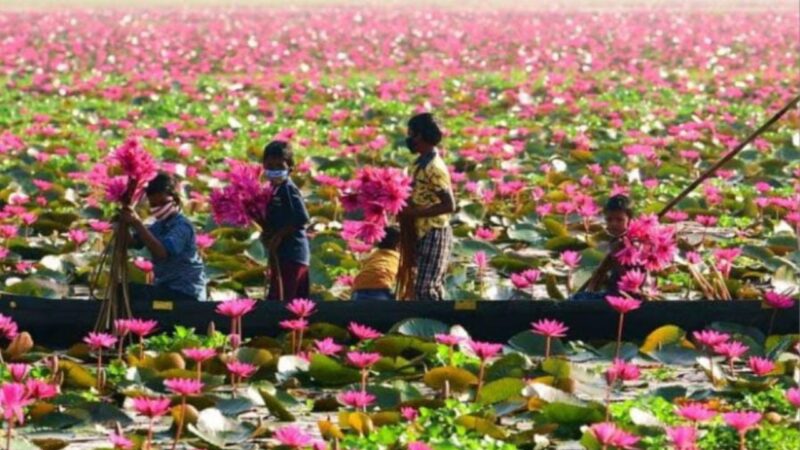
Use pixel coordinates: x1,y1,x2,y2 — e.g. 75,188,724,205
414,227,453,301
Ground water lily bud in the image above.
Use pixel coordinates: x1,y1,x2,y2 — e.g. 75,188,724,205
765,412,782,424
207,321,216,337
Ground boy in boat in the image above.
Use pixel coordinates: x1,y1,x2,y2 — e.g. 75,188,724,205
121,173,208,301
399,113,456,301
351,226,400,302
572,194,634,300
261,140,311,301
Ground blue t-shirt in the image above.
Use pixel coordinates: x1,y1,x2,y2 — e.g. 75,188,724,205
265,179,310,266
146,214,208,301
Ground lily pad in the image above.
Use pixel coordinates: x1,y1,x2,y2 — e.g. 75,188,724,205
390,318,449,339
423,366,479,392
308,354,361,386
478,377,526,405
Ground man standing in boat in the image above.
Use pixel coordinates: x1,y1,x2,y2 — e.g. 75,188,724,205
398,113,456,301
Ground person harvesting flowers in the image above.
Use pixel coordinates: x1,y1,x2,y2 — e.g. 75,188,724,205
577,194,638,299
260,140,311,301
397,113,456,301
121,173,208,301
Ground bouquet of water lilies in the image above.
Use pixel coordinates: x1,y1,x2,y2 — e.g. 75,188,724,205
339,166,412,245
209,160,276,295
88,139,158,330
209,160,274,230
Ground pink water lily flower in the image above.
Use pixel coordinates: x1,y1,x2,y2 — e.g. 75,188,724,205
401,406,418,421
560,250,581,269
126,318,158,337
589,422,639,449
195,233,216,249
606,295,642,314
164,378,203,396
6,364,29,382
474,227,497,241
274,425,314,448
723,411,762,445
606,359,640,385
131,397,171,418
183,347,217,362
0,382,31,425
216,298,257,318
338,390,376,409
474,251,488,274
0,314,17,341
287,298,317,318
280,318,309,332
692,330,730,348
434,334,462,346
83,332,117,350
109,432,134,450
348,322,382,341
617,269,646,295
747,357,775,376
786,388,800,409
468,340,502,360
314,338,343,356
346,351,381,369
531,319,569,338
677,403,716,423
24,379,59,401
226,360,258,380
408,443,433,450
714,340,749,360
666,425,698,450
764,291,795,309
67,229,89,246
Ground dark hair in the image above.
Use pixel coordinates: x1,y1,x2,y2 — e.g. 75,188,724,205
604,195,633,218
145,172,181,204
378,226,401,250
408,113,443,146
262,140,294,168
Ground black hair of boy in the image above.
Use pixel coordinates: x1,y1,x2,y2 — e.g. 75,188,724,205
146,172,181,205
378,226,401,250
262,140,294,168
408,113,443,146
604,194,633,218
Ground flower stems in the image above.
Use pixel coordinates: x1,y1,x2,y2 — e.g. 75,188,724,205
96,353,103,391
475,361,486,403
360,369,368,394
5,419,12,450
545,337,552,360
145,417,154,450
615,312,625,359
171,396,187,450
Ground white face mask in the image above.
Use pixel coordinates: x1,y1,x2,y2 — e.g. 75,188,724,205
266,169,289,180
151,200,178,221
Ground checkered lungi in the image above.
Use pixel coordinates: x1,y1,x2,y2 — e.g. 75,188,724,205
414,226,453,301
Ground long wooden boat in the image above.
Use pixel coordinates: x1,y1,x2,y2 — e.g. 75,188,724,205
1,286,796,348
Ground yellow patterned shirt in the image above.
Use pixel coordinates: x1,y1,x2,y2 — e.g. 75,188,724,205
411,151,452,238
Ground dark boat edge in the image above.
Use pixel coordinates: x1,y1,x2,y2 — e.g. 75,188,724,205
1,290,797,348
